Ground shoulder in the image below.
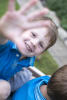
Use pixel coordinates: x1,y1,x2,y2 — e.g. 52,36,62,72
0,40,16,52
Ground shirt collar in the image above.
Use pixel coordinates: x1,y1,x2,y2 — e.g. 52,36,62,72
12,43,17,50
34,80,47,100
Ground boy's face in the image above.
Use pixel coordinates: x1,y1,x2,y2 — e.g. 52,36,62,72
21,27,50,57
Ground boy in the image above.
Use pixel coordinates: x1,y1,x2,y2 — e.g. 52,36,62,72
0,0,58,99
12,65,67,100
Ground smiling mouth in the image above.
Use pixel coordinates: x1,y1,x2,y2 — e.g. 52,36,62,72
24,41,33,52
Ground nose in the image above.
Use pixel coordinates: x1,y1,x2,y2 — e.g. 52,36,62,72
31,39,39,49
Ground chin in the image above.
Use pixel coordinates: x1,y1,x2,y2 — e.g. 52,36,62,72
26,55,34,57
22,53,34,57
22,50,35,57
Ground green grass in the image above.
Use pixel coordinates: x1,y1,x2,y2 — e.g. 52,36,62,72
0,0,19,16
0,0,59,75
35,51,58,75
0,0,8,17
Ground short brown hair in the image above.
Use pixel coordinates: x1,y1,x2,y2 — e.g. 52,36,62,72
35,17,58,51
43,17,58,50
47,65,67,100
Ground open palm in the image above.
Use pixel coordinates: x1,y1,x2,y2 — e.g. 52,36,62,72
0,0,49,53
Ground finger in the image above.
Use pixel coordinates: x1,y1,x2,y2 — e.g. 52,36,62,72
23,20,51,30
27,8,49,21
8,0,15,12
20,0,38,14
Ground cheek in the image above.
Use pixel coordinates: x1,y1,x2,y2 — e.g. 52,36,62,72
35,47,43,55
22,34,31,40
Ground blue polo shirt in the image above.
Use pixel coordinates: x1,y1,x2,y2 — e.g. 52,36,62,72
0,41,35,80
12,76,50,100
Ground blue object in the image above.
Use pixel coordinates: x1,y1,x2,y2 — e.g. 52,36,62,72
12,76,50,100
0,41,35,80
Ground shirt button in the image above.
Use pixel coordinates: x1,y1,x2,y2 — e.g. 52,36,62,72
16,54,19,57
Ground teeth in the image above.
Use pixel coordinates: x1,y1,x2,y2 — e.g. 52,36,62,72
25,41,32,52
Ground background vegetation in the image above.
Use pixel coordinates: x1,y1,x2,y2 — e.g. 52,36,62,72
35,51,58,75
46,0,67,30
0,0,58,75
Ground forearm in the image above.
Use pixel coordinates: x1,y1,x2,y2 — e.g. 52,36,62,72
0,34,8,44
0,19,8,44
0,25,8,44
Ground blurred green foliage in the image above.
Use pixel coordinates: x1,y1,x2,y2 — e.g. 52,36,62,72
35,51,58,75
0,0,19,16
0,0,8,16
46,0,67,30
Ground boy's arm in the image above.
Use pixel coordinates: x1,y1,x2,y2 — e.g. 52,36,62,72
0,21,8,44
0,0,49,51
0,36,8,44
0,33,8,44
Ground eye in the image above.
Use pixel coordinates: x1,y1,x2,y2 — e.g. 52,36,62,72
39,42,44,48
31,32,36,38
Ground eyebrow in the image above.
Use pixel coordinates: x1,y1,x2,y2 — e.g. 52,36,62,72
31,31,38,35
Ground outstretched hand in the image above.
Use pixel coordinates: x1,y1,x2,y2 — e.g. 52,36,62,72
0,0,49,53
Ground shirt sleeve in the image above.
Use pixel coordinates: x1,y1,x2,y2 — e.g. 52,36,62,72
0,41,13,53
9,68,32,92
0,41,9,51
